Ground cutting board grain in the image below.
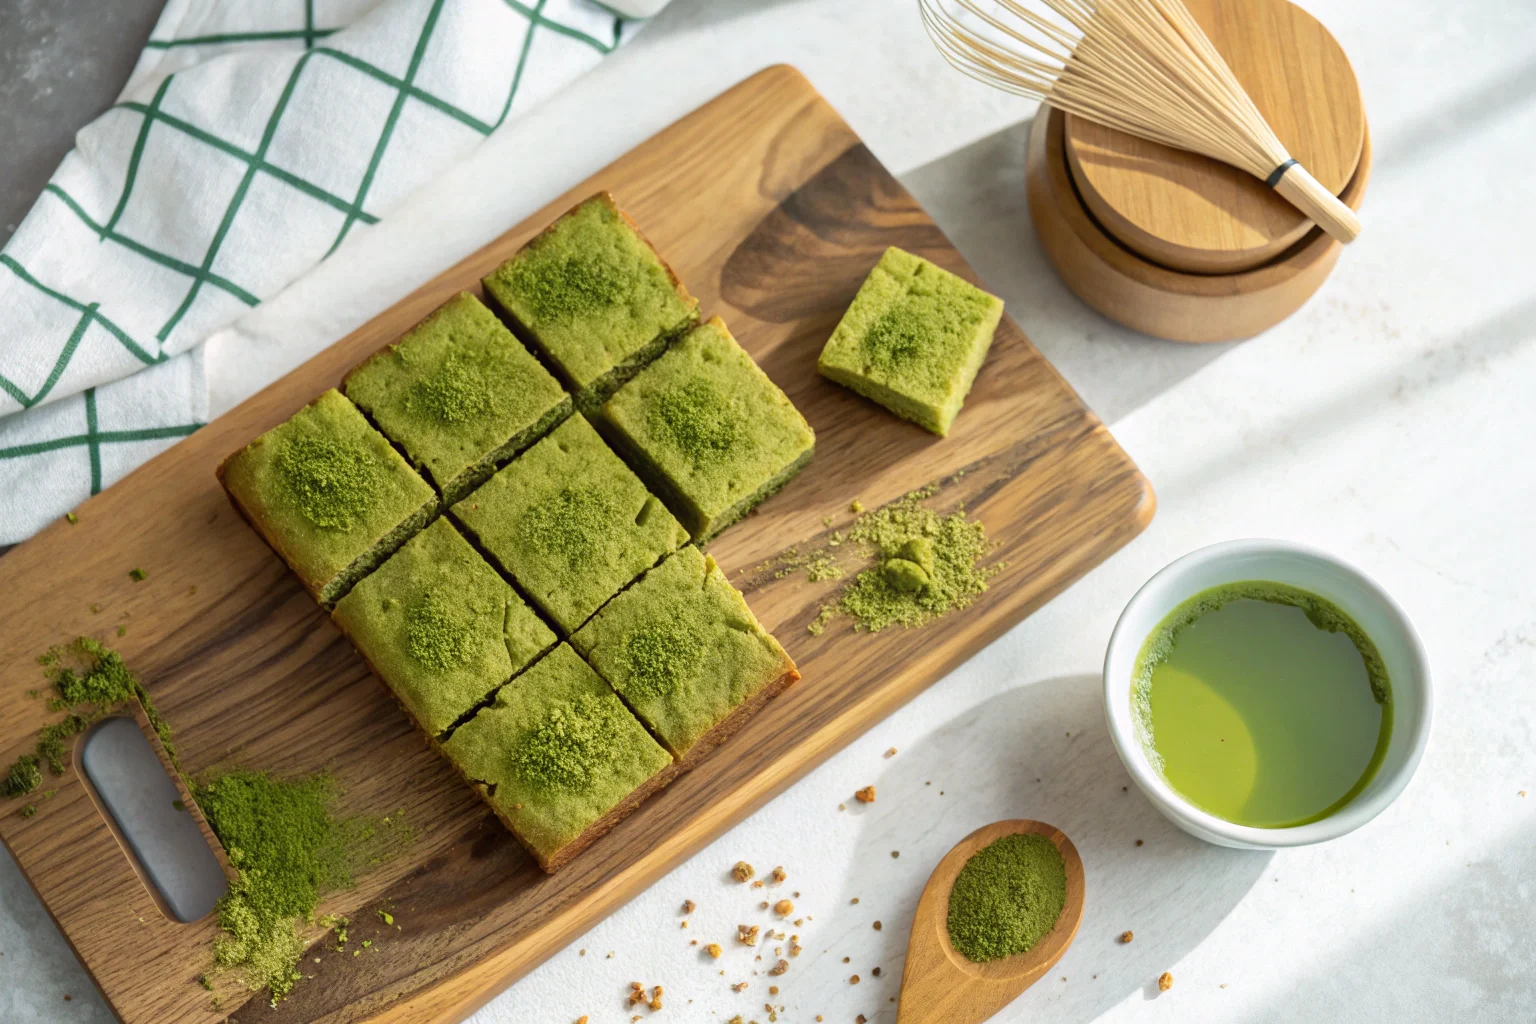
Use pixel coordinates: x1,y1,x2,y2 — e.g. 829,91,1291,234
0,66,1152,1024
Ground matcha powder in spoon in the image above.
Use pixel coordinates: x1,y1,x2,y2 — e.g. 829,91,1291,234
947,832,1067,963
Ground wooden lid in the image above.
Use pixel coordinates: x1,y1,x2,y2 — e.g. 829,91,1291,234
1063,0,1364,274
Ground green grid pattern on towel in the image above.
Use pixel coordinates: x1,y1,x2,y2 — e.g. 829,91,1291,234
4,0,624,431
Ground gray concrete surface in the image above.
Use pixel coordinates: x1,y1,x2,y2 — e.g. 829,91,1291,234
0,0,165,248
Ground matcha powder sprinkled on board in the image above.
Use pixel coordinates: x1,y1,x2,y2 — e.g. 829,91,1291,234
822,488,998,633
947,832,1067,963
275,436,378,530
194,770,412,1005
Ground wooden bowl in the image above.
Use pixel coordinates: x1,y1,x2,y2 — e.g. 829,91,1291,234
1026,106,1372,343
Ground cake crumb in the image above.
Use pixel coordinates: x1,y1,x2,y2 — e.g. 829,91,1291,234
890,851,900,859
707,944,723,958
1121,931,1134,943
769,986,779,995
751,880,765,889
732,862,756,883
575,1017,588,1024
1135,839,1144,847
850,975,861,984
732,982,749,993
872,921,881,931
769,959,788,976
1158,972,1174,992
649,986,663,1011
854,786,876,803
771,866,787,884
850,499,864,513
850,897,860,905
683,900,696,914
774,900,794,917
872,967,882,977
737,924,760,947
884,747,897,758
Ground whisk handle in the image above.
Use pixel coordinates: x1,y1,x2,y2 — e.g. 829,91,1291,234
1271,162,1361,244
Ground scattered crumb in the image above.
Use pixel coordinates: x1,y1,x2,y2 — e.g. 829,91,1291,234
851,898,859,905
789,938,803,958
842,957,851,964
707,944,723,959
732,861,756,883
769,959,788,976
66,513,78,525
850,499,864,513
838,803,846,812
1135,839,1144,847
580,949,586,956
628,983,647,1007
575,1017,587,1024
774,900,794,917
769,986,779,995
857,1015,867,1023
737,925,760,947
683,900,696,914
1221,983,1228,989
681,920,689,929
872,967,882,977
850,975,861,985
890,851,900,859
1121,931,1134,944
732,982,748,993
751,880,765,890
884,747,897,758
855,786,876,803
690,940,698,946
872,921,882,931
129,568,147,581
771,866,787,884
1159,972,1173,992
649,986,663,1011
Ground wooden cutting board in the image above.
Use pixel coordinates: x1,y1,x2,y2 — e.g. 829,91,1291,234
0,66,1153,1024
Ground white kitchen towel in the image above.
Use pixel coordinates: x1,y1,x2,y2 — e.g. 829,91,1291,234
0,0,641,545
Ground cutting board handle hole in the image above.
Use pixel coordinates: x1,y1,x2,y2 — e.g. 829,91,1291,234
78,716,228,923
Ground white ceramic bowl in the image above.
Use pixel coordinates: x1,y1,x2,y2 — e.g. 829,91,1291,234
1103,539,1432,849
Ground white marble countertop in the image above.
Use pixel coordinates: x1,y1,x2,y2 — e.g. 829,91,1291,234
4,0,1534,1022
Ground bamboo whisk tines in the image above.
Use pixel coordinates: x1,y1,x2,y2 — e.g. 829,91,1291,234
919,0,1362,243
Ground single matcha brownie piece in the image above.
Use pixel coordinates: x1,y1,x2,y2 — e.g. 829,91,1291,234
598,316,815,541
817,247,1004,436
441,643,673,871
332,518,555,736
571,545,799,762
451,414,689,633
218,389,437,607
482,192,698,411
344,292,570,504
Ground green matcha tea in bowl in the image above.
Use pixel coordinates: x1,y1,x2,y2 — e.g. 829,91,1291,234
1104,540,1432,849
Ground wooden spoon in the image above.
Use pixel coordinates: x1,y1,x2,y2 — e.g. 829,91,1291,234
897,819,1085,1024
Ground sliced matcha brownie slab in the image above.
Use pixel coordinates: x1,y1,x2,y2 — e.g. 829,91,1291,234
451,414,689,634
598,316,815,541
344,292,570,504
332,518,555,736
817,246,1004,437
482,192,698,411
571,545,799,762
441,643,672,871
218,388,437,607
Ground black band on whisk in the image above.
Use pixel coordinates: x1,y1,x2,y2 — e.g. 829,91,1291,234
1265,158,1298,187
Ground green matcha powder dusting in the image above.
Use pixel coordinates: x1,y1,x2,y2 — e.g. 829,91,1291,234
510,693,619,791
275,435,378,530
519,487,617,566
405,590,479,670
864,286,991,374
407,356,494,424
947,833,1067,963
649,378,741,461
512,251,628,322
621,622,704,701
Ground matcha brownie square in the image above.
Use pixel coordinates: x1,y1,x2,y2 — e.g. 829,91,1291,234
817,246,1004,437
441,643,673,871
482,192,699,411
332,518,555,736
344,292,570,504
451,414,689,633
218,389,437,607
571,545,799,762
598,316,815,541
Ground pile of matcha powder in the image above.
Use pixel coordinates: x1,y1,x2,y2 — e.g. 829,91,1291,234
947,832,1067,962
808,487,998,634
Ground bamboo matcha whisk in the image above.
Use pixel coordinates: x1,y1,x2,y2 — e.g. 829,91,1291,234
919,0,1362,243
